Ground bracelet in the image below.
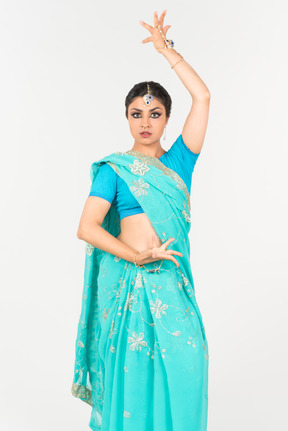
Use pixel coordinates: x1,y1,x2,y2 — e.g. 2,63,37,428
133,250,143,268
171,55,184,69
142,259,164,274
155,23,184,68
158,47,185,69
133,250,164,273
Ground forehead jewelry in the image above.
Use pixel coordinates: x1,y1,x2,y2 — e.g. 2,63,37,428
143,82,153,107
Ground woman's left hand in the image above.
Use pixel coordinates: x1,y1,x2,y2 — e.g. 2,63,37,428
139,10,172,53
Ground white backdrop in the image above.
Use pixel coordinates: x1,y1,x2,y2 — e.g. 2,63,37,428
1,1,287,430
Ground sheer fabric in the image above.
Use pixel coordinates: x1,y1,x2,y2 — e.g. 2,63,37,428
71,147,209,430
88,134,200,220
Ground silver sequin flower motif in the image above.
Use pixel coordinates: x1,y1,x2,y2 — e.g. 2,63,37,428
129,178,150,197
150,298,169,319
128,331,148,351
85,243,95,256
128,159,150,176
182,209,191,223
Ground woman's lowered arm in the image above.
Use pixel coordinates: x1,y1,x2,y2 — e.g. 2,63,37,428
77,196,182,266
77,197,137,262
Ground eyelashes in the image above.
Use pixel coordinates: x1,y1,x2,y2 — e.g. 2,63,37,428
131,113,162,119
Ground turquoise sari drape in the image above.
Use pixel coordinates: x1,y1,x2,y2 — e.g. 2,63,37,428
71,149,209,430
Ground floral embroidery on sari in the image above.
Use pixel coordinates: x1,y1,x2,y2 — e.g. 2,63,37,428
71,149,209,431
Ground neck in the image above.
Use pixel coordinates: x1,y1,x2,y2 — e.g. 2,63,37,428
131,141,166,159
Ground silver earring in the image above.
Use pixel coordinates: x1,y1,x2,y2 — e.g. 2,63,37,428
162,126,166,141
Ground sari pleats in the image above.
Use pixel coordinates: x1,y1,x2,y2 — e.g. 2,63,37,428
85,251,208,431
72,150,209,431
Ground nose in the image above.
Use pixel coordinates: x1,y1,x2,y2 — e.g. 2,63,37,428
141,118,150,128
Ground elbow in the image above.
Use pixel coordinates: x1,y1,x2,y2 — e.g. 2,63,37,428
77,223,99,239
77,227,85,239
193,91,211,103
200,91,211,101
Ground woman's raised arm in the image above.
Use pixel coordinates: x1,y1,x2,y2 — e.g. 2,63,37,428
140,10,210,155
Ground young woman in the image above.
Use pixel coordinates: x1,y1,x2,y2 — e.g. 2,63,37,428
71,10,211,431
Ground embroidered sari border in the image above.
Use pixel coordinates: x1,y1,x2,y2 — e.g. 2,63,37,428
123,150,191,211
71,381,93,406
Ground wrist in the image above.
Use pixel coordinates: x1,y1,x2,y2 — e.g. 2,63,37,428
133,249,149,267
157,47,182,58
132,249,142,266
157,45,167,54
157,44,172,54
158,47,185,69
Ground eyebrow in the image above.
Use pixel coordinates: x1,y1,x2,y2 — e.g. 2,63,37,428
130,107,162,112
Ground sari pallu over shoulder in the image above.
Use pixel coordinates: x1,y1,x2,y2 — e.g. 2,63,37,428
71,149,206,406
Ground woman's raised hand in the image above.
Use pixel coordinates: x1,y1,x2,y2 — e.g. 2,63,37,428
139,10,172,53
136,234,183,268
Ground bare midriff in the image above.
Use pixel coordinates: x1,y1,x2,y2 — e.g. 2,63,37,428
116,212,163,253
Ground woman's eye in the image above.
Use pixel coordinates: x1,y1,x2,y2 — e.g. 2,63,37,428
131,113,161,118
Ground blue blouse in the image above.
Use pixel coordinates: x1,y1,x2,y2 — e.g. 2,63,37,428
88,134,200,221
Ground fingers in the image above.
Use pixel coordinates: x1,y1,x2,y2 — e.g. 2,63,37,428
159,253,180,268
149,235,182,266
140,10,167,32
163,25,171,36
165,249,183,257
155,10,167,31
142,37,152,44
139,20,154,33
159,237,175,254
151,234,158,258
171,258,180,268
151,248,179,266
150,248,182,268
158,10,167,28
161,238,182,254
163,237,176,247
153,11,158,28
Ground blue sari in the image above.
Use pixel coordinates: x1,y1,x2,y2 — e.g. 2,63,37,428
71,149,209,430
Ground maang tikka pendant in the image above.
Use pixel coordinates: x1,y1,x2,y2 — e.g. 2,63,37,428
143,82,153,107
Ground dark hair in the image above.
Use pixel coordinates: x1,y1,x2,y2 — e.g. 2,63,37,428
125,80,172,119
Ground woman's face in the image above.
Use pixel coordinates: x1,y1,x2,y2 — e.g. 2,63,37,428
127,97,169,145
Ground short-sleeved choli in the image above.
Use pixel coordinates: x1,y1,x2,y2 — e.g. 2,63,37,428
89,134,200,220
